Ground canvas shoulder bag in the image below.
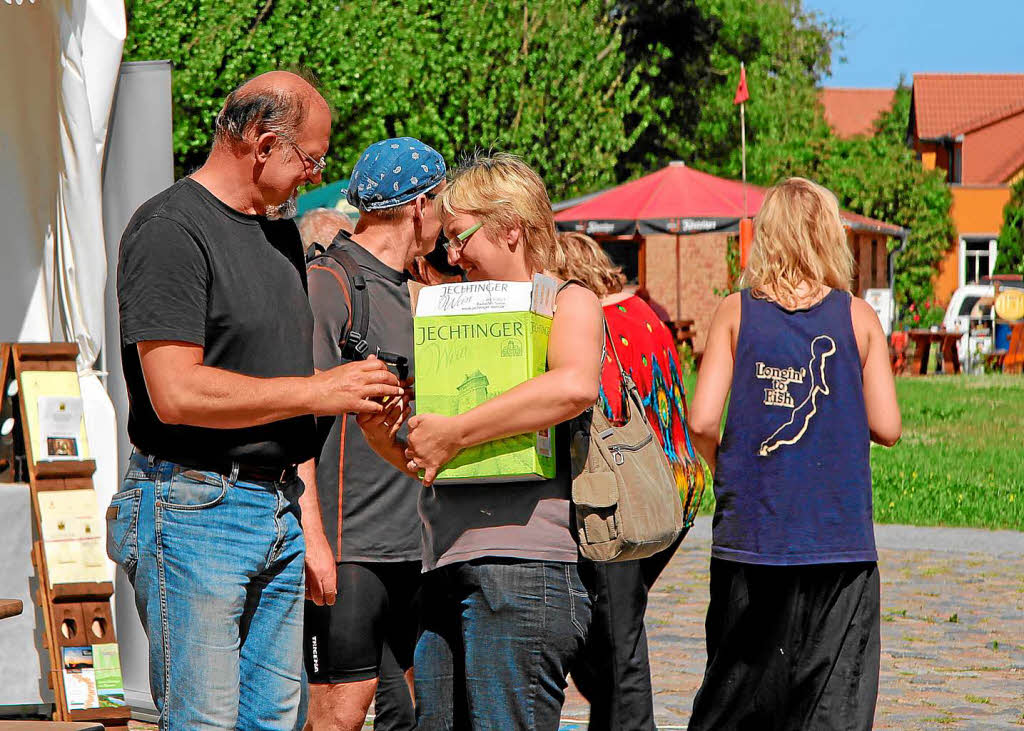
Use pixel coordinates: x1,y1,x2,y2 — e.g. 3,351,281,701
569,317,685,562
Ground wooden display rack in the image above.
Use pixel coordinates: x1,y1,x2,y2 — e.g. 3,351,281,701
2,343,130,730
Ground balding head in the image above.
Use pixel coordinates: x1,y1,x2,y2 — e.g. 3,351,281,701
297,208,353,252
214,70,329,151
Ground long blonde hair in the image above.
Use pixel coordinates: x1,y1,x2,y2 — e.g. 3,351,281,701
435,152,557,273
551,232,626,297
742,177,853,307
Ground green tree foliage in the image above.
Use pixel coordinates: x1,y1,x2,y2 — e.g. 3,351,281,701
611,1,954,309
684,0,840,185
995,177,1024,276
612,0,840,183
811,88,955,310
612,0,718,177
124,0,955,307
123,0,652,199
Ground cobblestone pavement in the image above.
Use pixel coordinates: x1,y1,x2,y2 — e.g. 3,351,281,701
127,521,1022,730
560,519,1024,730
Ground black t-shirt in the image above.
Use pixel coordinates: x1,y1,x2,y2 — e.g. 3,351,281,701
307,239,421,562
117,178,318,469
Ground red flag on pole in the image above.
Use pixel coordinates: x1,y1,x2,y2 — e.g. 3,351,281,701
733,64,749,105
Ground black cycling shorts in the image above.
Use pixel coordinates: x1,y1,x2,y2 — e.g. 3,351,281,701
302,561,422,684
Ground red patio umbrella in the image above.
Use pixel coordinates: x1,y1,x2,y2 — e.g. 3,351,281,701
554,161,906,238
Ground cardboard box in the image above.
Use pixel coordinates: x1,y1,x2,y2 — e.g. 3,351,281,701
412,274,557,483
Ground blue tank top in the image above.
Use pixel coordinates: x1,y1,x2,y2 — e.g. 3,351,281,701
712,288,876,565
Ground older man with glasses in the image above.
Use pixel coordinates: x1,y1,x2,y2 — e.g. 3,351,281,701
109,71,403,730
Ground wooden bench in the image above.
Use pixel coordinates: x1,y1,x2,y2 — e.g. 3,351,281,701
0,598,22,620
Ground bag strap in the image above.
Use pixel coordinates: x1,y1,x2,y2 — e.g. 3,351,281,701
306,260,354,346
602,319,628,384
557,279,640,422
556,278,584,295
321,233,371,361
556,279,628,380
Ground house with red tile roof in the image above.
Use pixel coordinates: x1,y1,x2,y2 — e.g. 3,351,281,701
820,87,896,138
909,73,1024,304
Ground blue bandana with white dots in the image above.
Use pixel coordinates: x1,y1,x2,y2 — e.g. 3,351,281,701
347,137,446,212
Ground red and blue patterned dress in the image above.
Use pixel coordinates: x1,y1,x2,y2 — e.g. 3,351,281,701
599,295,706,526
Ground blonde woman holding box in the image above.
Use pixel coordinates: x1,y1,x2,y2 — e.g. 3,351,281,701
402,152,602,730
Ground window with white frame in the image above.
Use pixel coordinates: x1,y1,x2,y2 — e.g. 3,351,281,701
960,237,996,286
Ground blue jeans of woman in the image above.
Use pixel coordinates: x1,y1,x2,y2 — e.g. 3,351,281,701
105,451,306,730
414,559,591,730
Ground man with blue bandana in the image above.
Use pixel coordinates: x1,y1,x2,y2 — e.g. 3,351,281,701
299,138,447,731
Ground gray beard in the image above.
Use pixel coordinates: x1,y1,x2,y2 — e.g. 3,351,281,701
266,193,298,220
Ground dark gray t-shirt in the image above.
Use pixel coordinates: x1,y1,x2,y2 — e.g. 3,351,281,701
117,177,318,468
307,239,421,563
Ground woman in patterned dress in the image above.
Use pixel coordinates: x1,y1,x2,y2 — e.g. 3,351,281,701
552,231,705,731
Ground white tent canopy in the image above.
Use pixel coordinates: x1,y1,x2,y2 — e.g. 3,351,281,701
0,0,127,706
1,0,125,366
1,0,126,628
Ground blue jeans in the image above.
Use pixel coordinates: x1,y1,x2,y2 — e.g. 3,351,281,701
415,559,591,730
106,451,306,730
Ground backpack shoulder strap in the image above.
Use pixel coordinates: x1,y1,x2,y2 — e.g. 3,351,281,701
316,233,371,361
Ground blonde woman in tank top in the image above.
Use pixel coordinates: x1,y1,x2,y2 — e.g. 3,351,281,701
687,178,901,730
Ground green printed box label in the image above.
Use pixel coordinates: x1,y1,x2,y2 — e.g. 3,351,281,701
413,275,557,483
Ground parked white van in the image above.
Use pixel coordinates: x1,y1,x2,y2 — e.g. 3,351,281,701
942,280,1024,367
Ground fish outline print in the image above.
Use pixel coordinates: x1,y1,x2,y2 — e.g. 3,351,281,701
758,335,837,456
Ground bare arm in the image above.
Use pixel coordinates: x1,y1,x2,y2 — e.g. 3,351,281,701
297,458,337,606
357,392,418,477
366,436,416,476
297,459,324,536
851,297,902,446
137,342,402,428
687,293,740,474
406,284,603,484
454,285,602,444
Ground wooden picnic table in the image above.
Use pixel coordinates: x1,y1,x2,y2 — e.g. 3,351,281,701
907,329,963,375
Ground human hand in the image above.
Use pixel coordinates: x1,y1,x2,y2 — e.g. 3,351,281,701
316,356,403,416
356,389,409,446
405,413,464,487
304,529,337,606
377,376,414,411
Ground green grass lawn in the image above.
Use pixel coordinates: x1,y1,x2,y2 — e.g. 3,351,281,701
684,374,1023,531
871,375,1023,530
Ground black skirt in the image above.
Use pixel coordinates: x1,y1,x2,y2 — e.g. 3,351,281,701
688,559,880,731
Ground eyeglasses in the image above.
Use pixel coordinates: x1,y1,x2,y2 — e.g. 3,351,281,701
279,134,326,176
442,222,483,254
